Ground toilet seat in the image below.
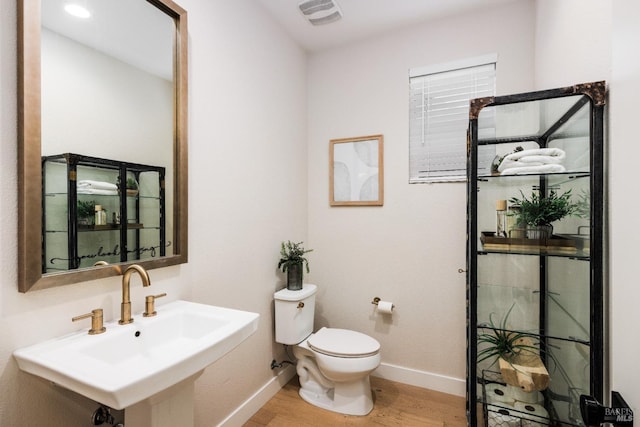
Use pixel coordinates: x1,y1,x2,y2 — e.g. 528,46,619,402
307,328,380,358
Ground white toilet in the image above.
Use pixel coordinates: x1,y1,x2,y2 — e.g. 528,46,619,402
274,283,381,416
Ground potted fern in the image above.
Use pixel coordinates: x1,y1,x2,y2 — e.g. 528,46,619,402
277,241,312,291
509,189,581,240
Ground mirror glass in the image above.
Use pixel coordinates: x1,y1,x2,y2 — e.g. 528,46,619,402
18,0,188,292
330,135,384,206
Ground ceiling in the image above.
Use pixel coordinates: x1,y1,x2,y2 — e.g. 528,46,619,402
41,0,522,77
255,0,521,52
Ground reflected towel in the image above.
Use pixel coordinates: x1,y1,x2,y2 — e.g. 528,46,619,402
498,148,566,173
77,188,118,195
77,180,118,191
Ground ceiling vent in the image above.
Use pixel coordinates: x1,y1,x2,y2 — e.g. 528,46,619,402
298,0,343,26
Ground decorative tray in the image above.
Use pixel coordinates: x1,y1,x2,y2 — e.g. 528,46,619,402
480,231,577,254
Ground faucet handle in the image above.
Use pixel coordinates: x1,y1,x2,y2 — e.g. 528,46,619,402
72,308,106,335
143,293,167,317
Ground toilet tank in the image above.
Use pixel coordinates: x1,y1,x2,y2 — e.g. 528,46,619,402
274,283,317,345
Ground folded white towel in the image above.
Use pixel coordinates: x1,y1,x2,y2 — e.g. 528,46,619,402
77,188,118,196
77,180,118,191
500,164,566,175
498,148,566,172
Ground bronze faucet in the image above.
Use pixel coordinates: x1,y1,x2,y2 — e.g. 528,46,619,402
119,264,151,324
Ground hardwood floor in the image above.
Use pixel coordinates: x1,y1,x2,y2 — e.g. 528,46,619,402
244,376,466,426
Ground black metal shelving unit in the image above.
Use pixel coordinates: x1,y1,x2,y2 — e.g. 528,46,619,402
42,153,166,272
466,82,606,426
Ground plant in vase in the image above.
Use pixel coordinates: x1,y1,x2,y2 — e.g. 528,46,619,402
477,305,550,392
277,241,312,291
509,189,581,240
126,178,139,196
117,176,139,196
77,200,96,225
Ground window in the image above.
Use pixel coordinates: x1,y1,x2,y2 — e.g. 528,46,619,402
409,55,496,183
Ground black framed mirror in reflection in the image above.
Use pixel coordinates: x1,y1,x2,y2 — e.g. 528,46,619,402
17,0,188,292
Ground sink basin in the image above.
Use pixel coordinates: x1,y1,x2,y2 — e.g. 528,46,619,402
13,300,259,409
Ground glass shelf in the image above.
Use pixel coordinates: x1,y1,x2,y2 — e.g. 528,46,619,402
479,170,590,179
476,324,590,347
78,223,144,231
478,247,590,260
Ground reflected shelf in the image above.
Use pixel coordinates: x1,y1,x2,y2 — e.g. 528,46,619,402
477,170,591,181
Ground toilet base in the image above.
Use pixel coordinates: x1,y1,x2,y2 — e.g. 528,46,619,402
298,375,374,416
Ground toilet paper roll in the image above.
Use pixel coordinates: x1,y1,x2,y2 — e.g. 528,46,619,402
485,383,515,405
376,301,394,314
514,402,549,426
487,403,520,427
508,385,543,404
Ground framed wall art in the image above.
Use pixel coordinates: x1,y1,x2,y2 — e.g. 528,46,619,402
330,134,383,206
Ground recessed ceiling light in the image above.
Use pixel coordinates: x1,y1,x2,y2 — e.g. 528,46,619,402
64,4,91,19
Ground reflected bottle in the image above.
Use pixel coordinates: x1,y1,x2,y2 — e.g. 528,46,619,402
95,205,107,226
507,204,524,238
496,200,507,238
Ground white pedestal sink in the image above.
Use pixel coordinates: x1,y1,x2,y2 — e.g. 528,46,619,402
14,300,259,426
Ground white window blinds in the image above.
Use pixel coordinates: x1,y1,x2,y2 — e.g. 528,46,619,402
409,55,496,183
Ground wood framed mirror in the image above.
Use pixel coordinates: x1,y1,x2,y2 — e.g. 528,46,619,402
17,0,188,292
330,134,384,206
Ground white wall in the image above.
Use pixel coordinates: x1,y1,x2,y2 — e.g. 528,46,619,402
306,0,536,395
0,0,306,426
179,0,308,424
610,0,640,411
534,0,612,89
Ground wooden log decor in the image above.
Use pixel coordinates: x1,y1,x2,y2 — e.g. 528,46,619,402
498,337,550,392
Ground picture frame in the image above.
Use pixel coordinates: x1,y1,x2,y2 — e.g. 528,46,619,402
330,134,384,206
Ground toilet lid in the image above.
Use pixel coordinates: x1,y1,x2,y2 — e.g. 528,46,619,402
307,328,380,358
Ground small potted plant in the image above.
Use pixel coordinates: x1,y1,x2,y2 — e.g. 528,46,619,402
77,200,96,226
126,178,139,196
277,241,312,291
509,189,581,240
477,305,550,392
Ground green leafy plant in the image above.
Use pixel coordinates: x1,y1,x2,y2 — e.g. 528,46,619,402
509,189,581,227
477,305,541,367
126,178,138,190
277,241,313,273
77,200,96,220
116,176,138,191
574,189,590,218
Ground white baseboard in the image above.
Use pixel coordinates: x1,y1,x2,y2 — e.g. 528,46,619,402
218,364,296,427
372,362,465,397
